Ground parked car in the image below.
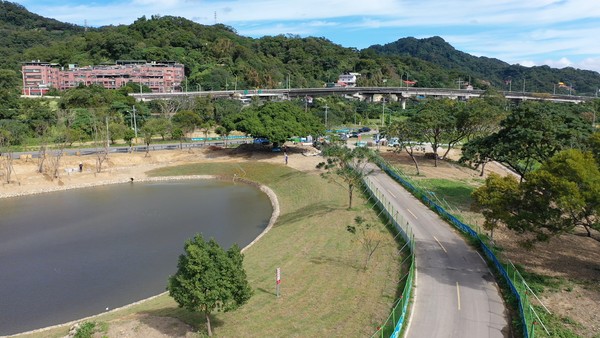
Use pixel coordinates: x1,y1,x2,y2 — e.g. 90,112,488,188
253,137,270,145
349,131,359,138
337,133,349,141
388,137,400,147
358,127,371,133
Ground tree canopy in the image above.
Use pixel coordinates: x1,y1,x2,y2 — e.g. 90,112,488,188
227,101,325,145
462,101,594,180
472,149,600,245
317,145,374,209
167,234,252,336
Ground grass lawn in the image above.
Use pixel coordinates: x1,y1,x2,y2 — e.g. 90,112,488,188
18,161,404,337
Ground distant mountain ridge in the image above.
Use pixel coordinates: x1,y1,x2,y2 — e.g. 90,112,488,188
367,36,600,95
2,0,600,95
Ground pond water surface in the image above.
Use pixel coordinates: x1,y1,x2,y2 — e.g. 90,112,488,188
0,179,272,335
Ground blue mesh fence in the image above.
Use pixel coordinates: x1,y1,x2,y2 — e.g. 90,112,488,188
363,178,415,338
373,154,534,338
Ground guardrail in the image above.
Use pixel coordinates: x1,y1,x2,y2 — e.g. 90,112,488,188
362,177,415,338
6,139,251,160
373,154,536,338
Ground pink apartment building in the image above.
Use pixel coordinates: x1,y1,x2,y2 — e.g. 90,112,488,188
21,60,185,95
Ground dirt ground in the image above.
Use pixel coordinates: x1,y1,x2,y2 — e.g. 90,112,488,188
2,144,599,337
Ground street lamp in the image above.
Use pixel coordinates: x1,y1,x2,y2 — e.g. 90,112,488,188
381,99,386,127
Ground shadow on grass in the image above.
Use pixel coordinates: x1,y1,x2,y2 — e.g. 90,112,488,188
138,307,224,337
276,202,342,225
309,254,364,271
418,179,475,212
256,287,277,296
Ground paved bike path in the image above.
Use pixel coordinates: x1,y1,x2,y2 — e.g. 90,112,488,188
366,166,509,338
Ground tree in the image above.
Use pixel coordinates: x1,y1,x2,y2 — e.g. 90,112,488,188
459,136,497,176
473,149,600,245
387,119,424,175
214,126,230,148
108,122,128,144
143,117,171,141
347,216,383,268
317,145,374,209
140,122,157,157
0,129,17,184
439,97,505,159
471,173,520,240
515,149,600,239
167,234,253,336
200,120,215,146
172,110,202,140
462,101,593,181
410,99,455,167
589,132,600,163
123,128,135,150
229,101,324,146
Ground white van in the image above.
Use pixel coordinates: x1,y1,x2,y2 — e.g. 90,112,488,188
388,137,400,147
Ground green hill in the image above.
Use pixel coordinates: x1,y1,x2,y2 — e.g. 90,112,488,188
367,36,600,95
1,1,600,95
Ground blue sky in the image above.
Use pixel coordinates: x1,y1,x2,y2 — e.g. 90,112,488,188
12,0,600,73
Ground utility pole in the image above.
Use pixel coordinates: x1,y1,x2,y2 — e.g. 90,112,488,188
381,100,385,126
305,95,308,112
105,116,110,149
132,105,138,141
569,83,573,96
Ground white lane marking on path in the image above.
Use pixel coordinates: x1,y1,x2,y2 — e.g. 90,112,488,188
407,208,418,219
456,282,461,311
433,236,447,253
386,189,397,199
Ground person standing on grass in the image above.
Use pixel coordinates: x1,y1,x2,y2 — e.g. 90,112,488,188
285,152,288,165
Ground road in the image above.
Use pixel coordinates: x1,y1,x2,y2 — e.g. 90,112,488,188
365,165,509,338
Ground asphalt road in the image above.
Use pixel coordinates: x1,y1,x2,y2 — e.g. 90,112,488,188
365,165,509,338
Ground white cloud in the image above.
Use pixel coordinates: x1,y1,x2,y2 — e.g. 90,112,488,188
518,60,537,67
576,58,600,73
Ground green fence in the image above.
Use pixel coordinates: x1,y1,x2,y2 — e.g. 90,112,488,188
362,178,416,338
190,135,249,141
373,154,537,338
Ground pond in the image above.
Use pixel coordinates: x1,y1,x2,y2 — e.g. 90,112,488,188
0,179,272,335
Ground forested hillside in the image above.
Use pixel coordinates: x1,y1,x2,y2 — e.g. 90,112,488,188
1,0,600,95
368,36,600,95
0,1,83,70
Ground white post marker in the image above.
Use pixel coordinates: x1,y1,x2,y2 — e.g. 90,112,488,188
276,267,281,297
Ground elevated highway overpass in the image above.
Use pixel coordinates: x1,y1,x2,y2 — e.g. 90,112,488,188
130,86,593,107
